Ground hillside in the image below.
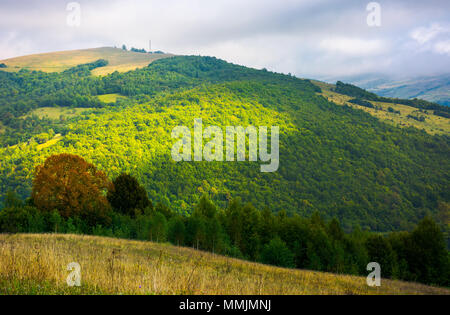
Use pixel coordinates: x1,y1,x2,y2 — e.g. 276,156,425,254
1,233,448,295
320,74,450,106
0,47,172,76
314,80,450,135
0,52,449,233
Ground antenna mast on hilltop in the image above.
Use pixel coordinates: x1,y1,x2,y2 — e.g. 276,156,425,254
149,40,152,53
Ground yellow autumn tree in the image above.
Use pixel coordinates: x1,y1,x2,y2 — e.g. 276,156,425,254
32,154,111,225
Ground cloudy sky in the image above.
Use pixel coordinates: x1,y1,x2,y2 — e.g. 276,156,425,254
0,0,449,79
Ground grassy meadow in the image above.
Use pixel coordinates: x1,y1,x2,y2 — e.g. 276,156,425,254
0,47,172,76
21,107,93,120
97,93,127,103
0,234,448,295
313,80,450,136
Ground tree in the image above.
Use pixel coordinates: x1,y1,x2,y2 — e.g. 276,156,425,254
365,235,395,278
149,212,167,242
406,216,449,285
224,198,243,248
328,218,344,241
240,203,261,260
168,216,185,246
49,210,64,233
259,207,276,245
122,44,127,51
0,206,33,233
186,215,207,249
135,213,152,240
277,214,308,268
306,223,333,271
107,173,151,216
193,195,217,219
192,195,224,252
4,190,23,208
261,237,295,268
155,202,174,220
31,154,111,226
436,202,450,248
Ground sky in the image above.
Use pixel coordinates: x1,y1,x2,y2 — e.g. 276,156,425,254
0,0,449,79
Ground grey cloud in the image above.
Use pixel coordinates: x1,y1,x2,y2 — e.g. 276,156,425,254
0,0,449,78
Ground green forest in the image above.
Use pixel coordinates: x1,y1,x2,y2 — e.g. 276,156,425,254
0,56,448,233
0,153,448,287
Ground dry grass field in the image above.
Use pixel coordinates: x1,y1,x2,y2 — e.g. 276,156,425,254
0,234,448,295
313,80,450,136
97,93,126,103
21,107,93,120
0,47,172,76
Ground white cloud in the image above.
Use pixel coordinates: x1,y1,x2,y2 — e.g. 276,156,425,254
319,37,388,56
410,23,447,44
434,40,450,55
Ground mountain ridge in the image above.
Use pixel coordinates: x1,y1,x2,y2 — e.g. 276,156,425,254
0,47,173,76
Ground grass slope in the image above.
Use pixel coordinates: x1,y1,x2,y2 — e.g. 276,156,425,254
313,80,450,135
0,233,448,295
20,107,93,120
0,47,172,75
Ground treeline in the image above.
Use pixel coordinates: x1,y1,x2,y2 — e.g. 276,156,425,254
0,154,448,287
348,98,375,108
434,110,450,119
121,45,164,54
335,81,450,113
62,59,108,75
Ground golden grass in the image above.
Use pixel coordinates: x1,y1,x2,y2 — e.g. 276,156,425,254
36,134,63,151
0,47,172,76
97,94,126,103
0,234,448,295
21,107,92,120
312,80,450,136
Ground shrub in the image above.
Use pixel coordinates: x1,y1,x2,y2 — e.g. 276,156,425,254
261,237,295,268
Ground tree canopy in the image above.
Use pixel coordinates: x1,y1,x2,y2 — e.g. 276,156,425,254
31,153,110,225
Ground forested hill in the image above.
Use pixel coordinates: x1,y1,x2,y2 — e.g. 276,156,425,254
0,54,449,232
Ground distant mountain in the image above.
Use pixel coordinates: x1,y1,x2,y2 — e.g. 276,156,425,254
320,74,450,106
